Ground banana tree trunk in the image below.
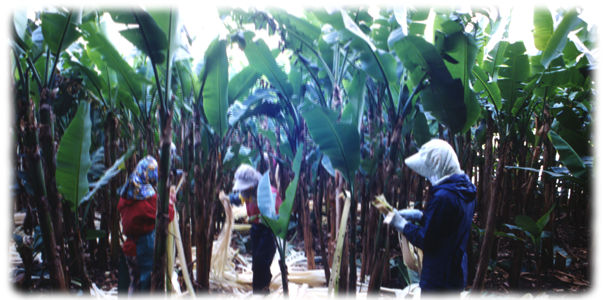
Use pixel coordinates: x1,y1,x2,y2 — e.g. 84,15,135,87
300,171,316,270
63,205,91,289
359,179,368,282
347,184,357,294
197,150,218,291
193,113,218,292
151,105,174,292
314,169,330,282
181,122,193,277
541,131,555,275
99,112,114,272
328,191,351,294
106,113,121,269
326,178,335,267
193,105,204,290
38,88,67,280
472,135,507,290
20,97,67,290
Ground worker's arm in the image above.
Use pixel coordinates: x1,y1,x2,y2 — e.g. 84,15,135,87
402,191,449,251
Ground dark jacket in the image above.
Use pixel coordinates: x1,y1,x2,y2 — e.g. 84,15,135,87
403,173,476,292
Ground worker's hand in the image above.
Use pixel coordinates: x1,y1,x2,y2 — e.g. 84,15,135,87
391,212,409,232
398,209,423,222
228,192,242,205
383,211,408,233
169,187,177,205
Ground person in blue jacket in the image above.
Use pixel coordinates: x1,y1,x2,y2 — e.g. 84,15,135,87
388,139,476,293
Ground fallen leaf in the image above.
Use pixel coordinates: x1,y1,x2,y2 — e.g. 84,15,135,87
553,274,573,284
573,279,589,287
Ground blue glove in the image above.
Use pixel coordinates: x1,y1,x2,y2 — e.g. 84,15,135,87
398,209,423,222
384,211,408,233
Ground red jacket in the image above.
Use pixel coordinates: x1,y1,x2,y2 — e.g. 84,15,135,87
118,194,174,256
246,186,282,224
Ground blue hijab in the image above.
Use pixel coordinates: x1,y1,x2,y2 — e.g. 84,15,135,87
121,156,158,200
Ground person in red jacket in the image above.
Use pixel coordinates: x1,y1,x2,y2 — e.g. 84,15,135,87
117,155,174,295
229,164,282,293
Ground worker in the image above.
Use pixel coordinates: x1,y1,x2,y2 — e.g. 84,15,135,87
117,155,175,295
229,164,282,294
387,139,476,293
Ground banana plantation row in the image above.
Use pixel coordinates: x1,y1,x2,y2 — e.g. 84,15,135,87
11,6,593,295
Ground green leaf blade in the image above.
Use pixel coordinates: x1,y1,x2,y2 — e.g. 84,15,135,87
228,66,260,104
243,33,293,99
56,101,92,212
390,34,467,133
533,8,554,51
300,101,360,183
541,9,581,68
41,12,80,54
548,130,586,179
202,39,229,138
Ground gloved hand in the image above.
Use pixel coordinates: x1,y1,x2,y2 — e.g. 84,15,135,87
398,209,423,222
383,211,408,233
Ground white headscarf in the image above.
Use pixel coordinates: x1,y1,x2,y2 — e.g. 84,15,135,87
404,139,464,185
232,164,262,192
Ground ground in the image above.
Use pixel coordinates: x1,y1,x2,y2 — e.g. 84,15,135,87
10,210,590,296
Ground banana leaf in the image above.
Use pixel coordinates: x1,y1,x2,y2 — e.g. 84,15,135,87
80,145,135,205
498,41,530,112
548,130,587,179
341,72,367,132
541,9,581,68
472,66,502,110
533,8,554,51
436,25,480,133
243,32,293,100
228,66,260,104
80,22,146,103
299,100,360,183
56,101,92,212
110,10,179,65
258,144,303,239
41,12,80,54
389,34,466,133
13,10,28,46
202,39,229,138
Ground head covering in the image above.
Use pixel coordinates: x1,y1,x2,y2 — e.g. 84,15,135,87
232,164,262,192
122,155,158,200
404,139,463,185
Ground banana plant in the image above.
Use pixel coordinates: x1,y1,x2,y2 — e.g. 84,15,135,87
12,8,94,290
496,204,557,273
107,8,181,291
256,143,303,295
299,99,361,292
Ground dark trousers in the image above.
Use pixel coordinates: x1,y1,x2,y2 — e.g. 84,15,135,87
250,223,276,293
124,230,155,296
